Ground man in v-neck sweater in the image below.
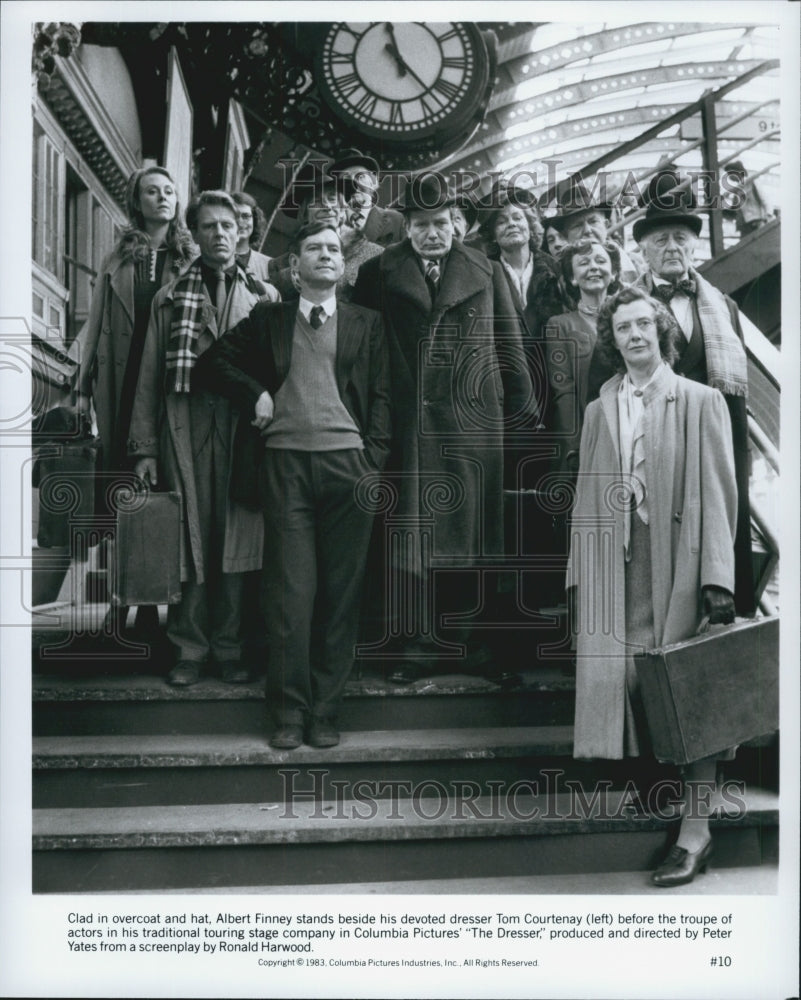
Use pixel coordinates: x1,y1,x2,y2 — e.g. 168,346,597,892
194,222,391,750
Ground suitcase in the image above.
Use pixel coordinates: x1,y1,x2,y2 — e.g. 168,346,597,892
113,490,183,606
634,616,779,765
34,439,99,548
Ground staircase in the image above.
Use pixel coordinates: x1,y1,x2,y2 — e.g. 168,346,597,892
32,626,779,894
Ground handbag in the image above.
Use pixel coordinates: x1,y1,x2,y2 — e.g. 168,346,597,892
634,616,779,765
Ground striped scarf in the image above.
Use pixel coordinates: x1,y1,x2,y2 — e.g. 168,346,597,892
690,268,748,399
165,260,206,394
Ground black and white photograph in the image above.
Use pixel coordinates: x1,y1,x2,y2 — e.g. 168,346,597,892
1,2,798,998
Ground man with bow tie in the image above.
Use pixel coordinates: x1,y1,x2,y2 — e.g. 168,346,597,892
612,172,755,615
193,221,391,749
352,173,538,683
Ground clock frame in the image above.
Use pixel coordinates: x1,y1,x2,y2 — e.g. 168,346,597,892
315,22,489,146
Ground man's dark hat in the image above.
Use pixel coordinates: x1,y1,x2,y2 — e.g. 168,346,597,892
329,148,381,178
632,170,703,242
398,171,456,214
549,178,613,233
279,160,338,219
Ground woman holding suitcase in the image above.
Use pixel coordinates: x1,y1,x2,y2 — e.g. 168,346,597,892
568,286,738,886
75,166,194,633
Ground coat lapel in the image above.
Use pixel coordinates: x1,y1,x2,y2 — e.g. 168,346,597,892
335,302,366,392
598,374,623,468
382,240,432,316
107,254,134,326
434,243,492,317
271,301,297,382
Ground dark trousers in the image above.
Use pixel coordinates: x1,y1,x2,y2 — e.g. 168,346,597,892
261,448,374,725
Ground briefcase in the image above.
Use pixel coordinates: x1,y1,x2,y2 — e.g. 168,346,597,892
113,490,183,606
634,616,779,765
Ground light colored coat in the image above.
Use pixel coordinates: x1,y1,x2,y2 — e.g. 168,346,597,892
128,266,264,584
567,364,737,759
76,249,184,468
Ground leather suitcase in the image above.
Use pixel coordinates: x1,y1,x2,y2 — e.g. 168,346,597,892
113,490,183,606
634,616,779,765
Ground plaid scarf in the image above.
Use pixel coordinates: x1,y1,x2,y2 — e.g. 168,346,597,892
690,268,748,399
165,260,207,394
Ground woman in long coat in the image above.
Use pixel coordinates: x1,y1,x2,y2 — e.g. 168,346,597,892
76,165,194,632
568,286,738,887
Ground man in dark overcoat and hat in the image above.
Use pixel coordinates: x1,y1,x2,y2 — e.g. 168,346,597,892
352,172,538,682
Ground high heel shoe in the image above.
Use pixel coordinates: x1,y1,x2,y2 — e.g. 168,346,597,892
651,838,713,887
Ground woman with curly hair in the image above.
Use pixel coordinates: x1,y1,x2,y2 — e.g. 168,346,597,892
568,286,738,887
76,165,194,633
544,239,621,473
230,190,274,284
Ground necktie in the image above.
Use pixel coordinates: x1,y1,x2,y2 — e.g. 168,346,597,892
214,269,227,320
425,259,440,300
309,304,325,329
348,210,366,230
652,277,697,303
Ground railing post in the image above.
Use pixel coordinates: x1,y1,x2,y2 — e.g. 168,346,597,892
701,94,725,259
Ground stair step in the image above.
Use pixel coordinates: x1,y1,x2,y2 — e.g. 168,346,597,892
33,787,778,851
33,670,575,734
99,864,779,896
33,726,575,768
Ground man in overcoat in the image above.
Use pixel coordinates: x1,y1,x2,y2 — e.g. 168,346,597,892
193,222,391,749
129,191,270,687
352,172,538,682
635,173,754,615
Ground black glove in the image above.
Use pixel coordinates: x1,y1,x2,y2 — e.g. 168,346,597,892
701,585,735,625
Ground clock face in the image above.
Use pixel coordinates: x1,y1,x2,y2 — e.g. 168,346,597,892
317,22,486,142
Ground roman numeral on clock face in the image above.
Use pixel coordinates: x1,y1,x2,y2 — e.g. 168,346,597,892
389,101,405,125
354,92,378,117
442,56,467,70
336,73,361,97
432,78,460,103
329,52,353,64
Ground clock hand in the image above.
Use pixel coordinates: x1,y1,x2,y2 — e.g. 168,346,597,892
383,41,407,77
384,22,430,92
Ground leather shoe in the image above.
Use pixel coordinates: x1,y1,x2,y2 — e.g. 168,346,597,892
166,660,202,687
219,660,251,684
306,717,340,748
269,725,304,750
651,838,713,887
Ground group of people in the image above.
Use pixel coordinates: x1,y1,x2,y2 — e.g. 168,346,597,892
74,148,757,888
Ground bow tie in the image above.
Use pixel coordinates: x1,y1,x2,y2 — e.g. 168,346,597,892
652,277,697,303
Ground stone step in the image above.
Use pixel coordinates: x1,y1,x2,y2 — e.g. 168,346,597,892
34,726,694,808
32,788,778,893
33,670,576,735
92,864,779,896
34,727,775,811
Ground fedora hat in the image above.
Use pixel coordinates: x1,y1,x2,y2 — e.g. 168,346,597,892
548,178,613,233
398,171,455,214
477,177,538,212
329,148,381,178
632,170,703,242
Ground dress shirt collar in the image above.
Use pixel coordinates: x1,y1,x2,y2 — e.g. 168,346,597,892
298,293,337,324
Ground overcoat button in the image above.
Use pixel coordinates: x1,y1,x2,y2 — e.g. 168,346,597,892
467,307,477,317
674,512,682,523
